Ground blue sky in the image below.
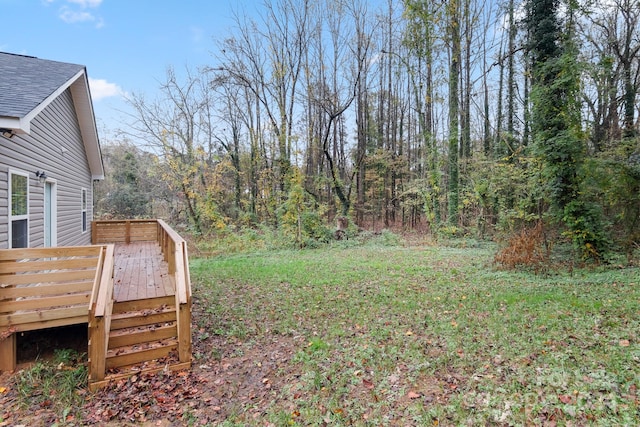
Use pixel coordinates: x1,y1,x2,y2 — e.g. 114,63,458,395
1,0,258,138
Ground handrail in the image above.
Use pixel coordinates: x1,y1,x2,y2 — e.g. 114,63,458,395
156,219,191,304
88,244,115,383
156,219,192,364
156,219,184,244
174,245,188,305
182,241,192,301
89,245,106,312
94,244,115,317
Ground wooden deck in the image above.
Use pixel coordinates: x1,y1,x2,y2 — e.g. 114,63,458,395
113,242,175,302
1,219,192,388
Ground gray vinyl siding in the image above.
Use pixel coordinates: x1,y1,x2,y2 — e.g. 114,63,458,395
0,88,94,249
0,169,7,244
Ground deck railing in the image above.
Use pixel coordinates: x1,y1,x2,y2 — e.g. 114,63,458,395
0,245,110,372
156,219,192,364
92,219,158,244
87,244,115,382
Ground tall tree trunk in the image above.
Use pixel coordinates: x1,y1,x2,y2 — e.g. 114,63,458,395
507,0,517,149
448,0,461,226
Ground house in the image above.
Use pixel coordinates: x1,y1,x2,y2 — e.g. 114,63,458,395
0,53,192,384
0,51,104,249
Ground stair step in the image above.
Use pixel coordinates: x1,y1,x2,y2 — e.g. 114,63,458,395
106,338,178,369
110,306,176,330
90,361,192,391
108,323,177,349
112,296,175,314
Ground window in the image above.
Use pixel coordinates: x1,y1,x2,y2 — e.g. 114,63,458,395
10,171,28,248
81,188,87,233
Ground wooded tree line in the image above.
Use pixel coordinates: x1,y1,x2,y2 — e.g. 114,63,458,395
95,0,640,259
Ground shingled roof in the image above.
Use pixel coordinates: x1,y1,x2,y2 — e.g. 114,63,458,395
0,52,85,119
0,52,104,180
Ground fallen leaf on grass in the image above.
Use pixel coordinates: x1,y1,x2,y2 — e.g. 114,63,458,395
407,391,421,399
363,379,375,390
619,339,630,347
558,394,573,404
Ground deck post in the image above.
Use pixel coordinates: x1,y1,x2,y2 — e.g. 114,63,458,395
88,316,106,382
0,333,16,372
91,221,97,244
125,220,131,244
177,302,191,363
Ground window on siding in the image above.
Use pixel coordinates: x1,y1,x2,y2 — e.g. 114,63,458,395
81,188,87,233
10,172,28,248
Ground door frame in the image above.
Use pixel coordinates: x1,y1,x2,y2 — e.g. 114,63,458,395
44,179,57,247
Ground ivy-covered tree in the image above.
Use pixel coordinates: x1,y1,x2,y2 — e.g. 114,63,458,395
526,0,609,259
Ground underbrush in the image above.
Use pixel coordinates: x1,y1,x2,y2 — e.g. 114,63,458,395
192,226,414,256
494,221,552,271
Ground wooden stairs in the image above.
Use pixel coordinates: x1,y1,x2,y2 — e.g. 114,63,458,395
88,220,192,390
107,297,181,371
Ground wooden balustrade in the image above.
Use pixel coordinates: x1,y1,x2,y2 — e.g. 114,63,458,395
0,245,110,372
92,219,158,244
155,219,192,364
87,244,115,382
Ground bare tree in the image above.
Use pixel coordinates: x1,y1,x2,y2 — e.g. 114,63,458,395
305,0,372,217
125,66,217,233
217,0,312,194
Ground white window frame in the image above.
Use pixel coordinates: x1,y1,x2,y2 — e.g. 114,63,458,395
9,169,29,248
81,187,88,234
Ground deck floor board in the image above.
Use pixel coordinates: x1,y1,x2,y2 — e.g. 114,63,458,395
113,242,174,302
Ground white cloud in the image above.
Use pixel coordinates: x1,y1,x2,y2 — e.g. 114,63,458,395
68,0,103,7
59,7,94,23
54,0,104,28
89,78,123,101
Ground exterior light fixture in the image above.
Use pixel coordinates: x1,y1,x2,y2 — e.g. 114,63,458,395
35,171,47,183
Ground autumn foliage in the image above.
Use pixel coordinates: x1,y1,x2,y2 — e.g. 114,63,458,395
494,221,550,270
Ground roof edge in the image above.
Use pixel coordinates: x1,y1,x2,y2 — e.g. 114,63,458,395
0,116,31,133
69,71,105,181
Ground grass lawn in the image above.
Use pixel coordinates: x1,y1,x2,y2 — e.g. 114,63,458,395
191,239,640,425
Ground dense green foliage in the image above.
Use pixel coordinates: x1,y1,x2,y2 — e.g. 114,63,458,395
526,0,610,259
